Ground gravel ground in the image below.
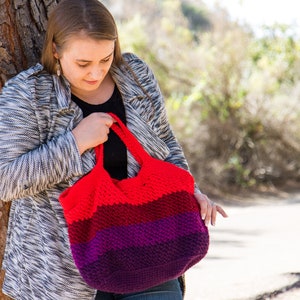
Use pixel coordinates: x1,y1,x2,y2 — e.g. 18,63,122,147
184,192,300,300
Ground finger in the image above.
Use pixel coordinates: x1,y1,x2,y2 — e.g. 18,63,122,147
216,206,228,218
101,112,117,123
97,113,114,127
104,116,114,127
198,194,213,226
204,199,217,226
211,204,217,226
195,193,209,220
204,204,213,226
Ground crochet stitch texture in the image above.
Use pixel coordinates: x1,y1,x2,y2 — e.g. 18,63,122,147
59,114,209,293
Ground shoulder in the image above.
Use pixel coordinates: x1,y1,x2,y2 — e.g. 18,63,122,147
122,52,144,64
119,53,159,89
5,63,46,85
111,53,156,91
121,53,153,75
1,64,57,114
2,64,53,96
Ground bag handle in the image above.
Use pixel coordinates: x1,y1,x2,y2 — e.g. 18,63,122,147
95,113,151,167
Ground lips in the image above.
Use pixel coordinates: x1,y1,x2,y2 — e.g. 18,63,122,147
85,80,99,85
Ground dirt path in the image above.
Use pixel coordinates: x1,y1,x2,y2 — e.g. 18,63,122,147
184,191,300,300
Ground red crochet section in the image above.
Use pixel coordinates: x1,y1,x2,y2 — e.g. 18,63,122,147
60,157,195,224
59,113,196,224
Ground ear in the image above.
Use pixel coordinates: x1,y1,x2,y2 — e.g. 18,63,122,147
52,42,59,59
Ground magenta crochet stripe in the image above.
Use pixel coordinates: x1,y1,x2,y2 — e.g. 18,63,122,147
76,232,209,292
70,211,205,269
68,191,199,244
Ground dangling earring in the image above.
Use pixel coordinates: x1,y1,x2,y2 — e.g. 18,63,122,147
56,59,61,76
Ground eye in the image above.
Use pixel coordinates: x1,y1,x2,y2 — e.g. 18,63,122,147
101,56,112,63
78,63,89,68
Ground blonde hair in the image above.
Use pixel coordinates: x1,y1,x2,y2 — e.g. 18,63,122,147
41,0,123,74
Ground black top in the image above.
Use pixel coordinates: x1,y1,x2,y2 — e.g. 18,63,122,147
72,86,127,180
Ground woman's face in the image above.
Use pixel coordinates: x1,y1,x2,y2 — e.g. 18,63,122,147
53,35,115,95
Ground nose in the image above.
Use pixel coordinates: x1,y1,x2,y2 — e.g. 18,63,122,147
89,66,103,79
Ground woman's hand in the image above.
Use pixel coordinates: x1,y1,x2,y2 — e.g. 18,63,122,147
72,112,114,154
194,193,228,226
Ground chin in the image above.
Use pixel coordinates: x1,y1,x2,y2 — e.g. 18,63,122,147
83,83,100,90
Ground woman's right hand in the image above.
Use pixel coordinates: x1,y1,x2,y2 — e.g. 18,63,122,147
72,112,114,154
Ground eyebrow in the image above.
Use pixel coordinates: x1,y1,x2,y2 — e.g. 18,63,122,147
76,51,114,63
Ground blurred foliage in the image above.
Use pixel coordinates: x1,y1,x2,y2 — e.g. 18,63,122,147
181,2,211,34
104,0,300,193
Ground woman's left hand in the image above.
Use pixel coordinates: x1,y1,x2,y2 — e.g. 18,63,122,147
194,193,228,226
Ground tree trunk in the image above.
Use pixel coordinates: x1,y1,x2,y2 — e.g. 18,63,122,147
0,1,59,298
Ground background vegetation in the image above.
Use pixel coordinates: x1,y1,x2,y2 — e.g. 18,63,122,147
104,0,300,196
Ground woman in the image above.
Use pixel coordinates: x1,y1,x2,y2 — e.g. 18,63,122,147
0,0,227,299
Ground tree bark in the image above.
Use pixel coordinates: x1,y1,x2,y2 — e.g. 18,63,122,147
0,1,59,298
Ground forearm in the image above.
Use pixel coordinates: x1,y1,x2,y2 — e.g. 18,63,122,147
0,132,84,202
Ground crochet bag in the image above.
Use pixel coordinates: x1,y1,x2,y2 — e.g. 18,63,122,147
59,113,209,293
